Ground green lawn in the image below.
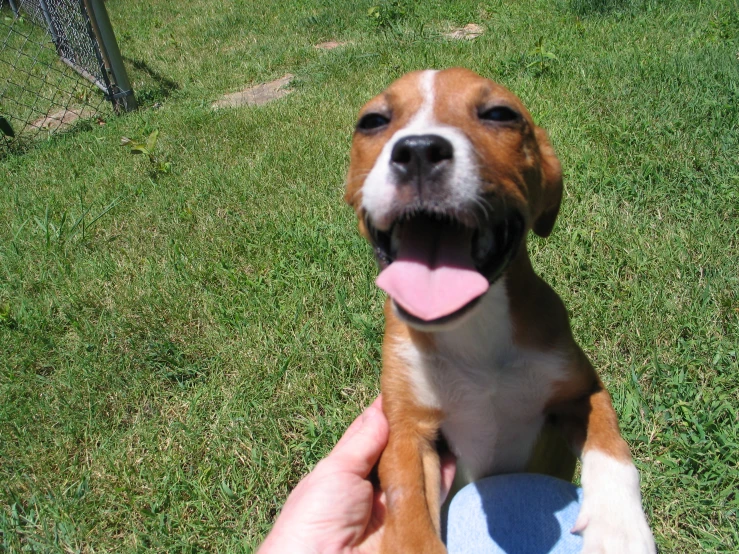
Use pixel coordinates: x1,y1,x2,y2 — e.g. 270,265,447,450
1,0,738,551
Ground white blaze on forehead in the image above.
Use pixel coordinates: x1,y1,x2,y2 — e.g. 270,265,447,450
415,69,437,123
360,70,481,231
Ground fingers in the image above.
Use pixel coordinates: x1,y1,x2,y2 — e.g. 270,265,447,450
323,396,388,479
439,450,457,505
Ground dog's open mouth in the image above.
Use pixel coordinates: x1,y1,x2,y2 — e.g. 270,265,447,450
366,209,524,324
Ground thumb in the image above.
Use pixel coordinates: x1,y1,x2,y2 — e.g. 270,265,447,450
322,397,388,478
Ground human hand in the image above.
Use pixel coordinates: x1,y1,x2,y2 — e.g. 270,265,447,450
257,396,456,554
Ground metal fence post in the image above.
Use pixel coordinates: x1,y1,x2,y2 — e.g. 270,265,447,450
37,0,60,49
7,0,19,17
83,0,137,111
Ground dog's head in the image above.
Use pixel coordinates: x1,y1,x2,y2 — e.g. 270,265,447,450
345,68,562,328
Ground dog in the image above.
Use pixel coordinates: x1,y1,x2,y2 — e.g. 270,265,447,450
344,68,656,553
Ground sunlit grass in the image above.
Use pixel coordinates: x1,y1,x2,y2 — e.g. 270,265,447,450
1,0,737,551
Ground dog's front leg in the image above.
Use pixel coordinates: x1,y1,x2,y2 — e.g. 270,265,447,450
378,417,445,554
378,368,446,554
558,374,656,554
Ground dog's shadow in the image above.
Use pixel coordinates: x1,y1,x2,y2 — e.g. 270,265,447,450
444,473,582,554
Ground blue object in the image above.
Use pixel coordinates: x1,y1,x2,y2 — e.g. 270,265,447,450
446,473,584,554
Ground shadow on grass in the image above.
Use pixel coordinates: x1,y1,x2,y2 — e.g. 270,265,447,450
123,56,181,106
0,117,104,159
568,0,631,15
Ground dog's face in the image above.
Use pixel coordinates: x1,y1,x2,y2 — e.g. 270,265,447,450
345,68,562,328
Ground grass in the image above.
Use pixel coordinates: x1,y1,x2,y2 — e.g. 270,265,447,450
1,0,738,551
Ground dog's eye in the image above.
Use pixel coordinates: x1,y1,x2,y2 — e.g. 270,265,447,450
357,113,390,131
479,106,520,123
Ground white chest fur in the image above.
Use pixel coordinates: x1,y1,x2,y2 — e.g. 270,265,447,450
392,280,568,482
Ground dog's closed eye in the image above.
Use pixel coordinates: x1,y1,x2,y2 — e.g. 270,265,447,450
357,113,391,132
478,106,520,123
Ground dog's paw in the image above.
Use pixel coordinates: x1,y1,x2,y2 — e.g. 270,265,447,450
573,502,656,554
575,451,656,554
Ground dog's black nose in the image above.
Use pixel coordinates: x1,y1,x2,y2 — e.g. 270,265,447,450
390,135,454,187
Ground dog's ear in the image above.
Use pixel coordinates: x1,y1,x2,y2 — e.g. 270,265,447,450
532,127,563,238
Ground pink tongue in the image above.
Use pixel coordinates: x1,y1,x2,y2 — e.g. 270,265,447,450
376,218,489,321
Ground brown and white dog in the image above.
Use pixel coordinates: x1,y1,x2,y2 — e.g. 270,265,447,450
344,68,656,553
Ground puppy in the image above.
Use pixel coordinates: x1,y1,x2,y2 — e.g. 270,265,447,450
344,68,656,553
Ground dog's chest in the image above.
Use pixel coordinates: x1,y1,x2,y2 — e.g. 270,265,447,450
394,283,567,481
439,347,564,481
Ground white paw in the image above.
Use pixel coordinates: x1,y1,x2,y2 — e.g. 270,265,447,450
575,451,657,554
574,500,656,554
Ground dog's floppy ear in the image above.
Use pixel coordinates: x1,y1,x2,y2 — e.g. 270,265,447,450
532,127,563,238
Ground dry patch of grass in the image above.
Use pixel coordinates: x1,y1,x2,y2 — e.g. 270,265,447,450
212,74,294,109
443,23,484,40
314,41,348,50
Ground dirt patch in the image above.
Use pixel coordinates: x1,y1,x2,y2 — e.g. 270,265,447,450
27,108,95,132
314,41,347,50
212,74,294,109
444,23,484,40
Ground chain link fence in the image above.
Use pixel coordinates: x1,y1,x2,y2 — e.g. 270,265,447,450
0,0,134,150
